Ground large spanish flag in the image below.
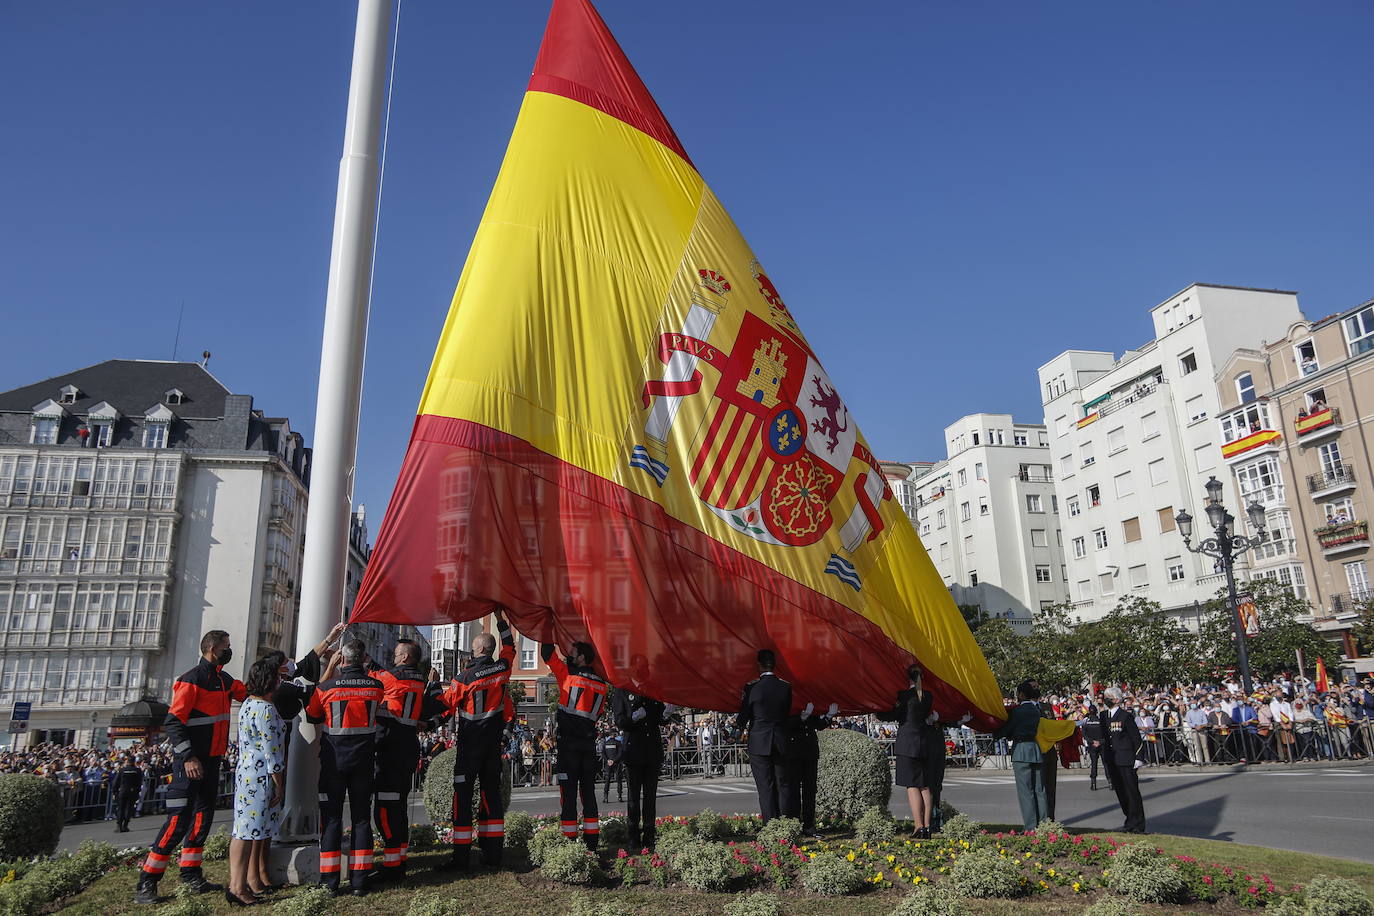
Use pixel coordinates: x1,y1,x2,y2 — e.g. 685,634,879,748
353,0,1005,727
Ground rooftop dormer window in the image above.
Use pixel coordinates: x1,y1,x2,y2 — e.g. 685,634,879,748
58,385,80,405
164,388,185,406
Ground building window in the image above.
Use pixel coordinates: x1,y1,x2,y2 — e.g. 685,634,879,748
1099,572,1115,595
1060,454,1074,476
1087,485,1100,507
164,388,185,406
1236,372,1256,404
1123,517,1141,542
1141,411,1159,439
143,423,168,449
1323,496,1354,525
1081,442,1095,467
1035,565,1052,583
1031,529,1048,547
964,535,974,555
937,509,946,529
1180,352,1198,375
1219,403,1272,444
1056,415,1070,437
1107,426,1126,453
972,432,980,446
1026,494,1044,513
59,386,79,405
1076,579,1092,600
957,469,967,486
1093,528,1108,550
1305,387,1327,412
1343,306,1374,356
960,501,971,522
1166,558,1185,582
975,462,986,481
1295,340,1319,376
1255,509,1295,560
979,497,989,516
1148,459,1168,486
1235,457,1283,507
1318,441,1344,477
1038,431,1048,447
1014,432,1028,446
1129,565,1148,589
1158,506,1175,532
1186,395,1207,423
1252,564,1308,599
1193,443,1216,473
1067,496,1080,517
1072,536,1086,559
31,417,59,445
1052,495,1059,513
1114,471,1134,498
939,542,950,561
1344,561,1369,598
520,637,537,670
969,570,978,586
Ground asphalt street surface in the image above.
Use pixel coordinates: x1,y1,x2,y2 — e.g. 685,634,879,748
67,762,1373,864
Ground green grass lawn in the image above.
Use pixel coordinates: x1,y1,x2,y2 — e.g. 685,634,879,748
51,828,1374,915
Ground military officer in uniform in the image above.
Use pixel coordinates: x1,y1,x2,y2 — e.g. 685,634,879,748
785,701,837,839
735,649,793,823
993,681,1048,832
612,681,671,851
1099,686,1147,833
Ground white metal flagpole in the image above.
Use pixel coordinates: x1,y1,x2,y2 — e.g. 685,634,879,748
279,0,393,847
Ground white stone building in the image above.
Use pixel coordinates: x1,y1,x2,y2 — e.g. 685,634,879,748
886,414,1066,633
1037,284,1304,624
0,360,312,746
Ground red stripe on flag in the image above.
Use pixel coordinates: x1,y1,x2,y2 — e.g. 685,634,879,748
689,404,730,484
352,415,1000,730
529,0,692,168
700,407,748,504
717,417,764,508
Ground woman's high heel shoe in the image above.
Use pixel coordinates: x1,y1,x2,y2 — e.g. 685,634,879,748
225,890,259,907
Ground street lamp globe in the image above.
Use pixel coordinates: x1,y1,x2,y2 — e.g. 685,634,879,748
1175,509,1193,541
1245,500,1267,532
1205,501,1228,532
1204,475,1225,506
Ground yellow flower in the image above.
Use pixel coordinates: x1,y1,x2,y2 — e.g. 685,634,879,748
886,854,896,864
913,876,923,884
1039,881,1049,889
1073,882,1082,893
846,852,856,862
1047,868,1055,877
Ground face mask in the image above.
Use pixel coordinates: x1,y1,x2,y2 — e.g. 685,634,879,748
215,647,233,667
1104,698,1117,707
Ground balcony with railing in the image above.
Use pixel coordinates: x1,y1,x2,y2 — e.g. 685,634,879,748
1076,381,1162,429
1308,463,1356,499
1314,520,1370,556
1329,591,1371,614
1295,406,1341,441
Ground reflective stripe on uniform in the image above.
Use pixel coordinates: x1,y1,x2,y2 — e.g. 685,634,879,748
477,819,504,836
184,713,229,726
376,791,402,801
319,852,341,873
323,725,377,736
179,848,203,866
349,851,371,870
582,818,600,834
164,797,187,809
458,708,501,721
142,851,170,874
558,702,598,721
173,742,192,755
382,850,403,864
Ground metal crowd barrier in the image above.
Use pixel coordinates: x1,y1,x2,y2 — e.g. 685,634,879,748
55,765,237,823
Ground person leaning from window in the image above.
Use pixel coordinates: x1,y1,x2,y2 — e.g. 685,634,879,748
993,680,1048,833
877,664,938,839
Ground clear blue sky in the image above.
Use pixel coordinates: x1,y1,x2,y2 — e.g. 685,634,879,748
4,1,1372,527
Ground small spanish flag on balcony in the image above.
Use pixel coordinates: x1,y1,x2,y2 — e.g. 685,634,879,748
351,0,1004,726
1220,429,1281,460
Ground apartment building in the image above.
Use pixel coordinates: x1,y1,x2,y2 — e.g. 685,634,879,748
344,506,428,665
1215,297,1374,673
1038,284,1304,624
886,414,1066,632
0,360,311,746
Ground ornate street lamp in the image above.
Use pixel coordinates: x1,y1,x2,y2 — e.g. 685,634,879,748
1176,475,1267,696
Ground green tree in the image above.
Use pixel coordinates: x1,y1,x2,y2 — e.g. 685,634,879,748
1353,597,1374,657
958,604,986,632
1074,596,1199,688
508,680,527,706
1197,579,1334,680
972,618,1029,694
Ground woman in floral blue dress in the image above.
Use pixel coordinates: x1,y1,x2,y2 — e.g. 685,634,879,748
229,657,287,905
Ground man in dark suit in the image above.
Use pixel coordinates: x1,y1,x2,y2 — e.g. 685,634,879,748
736,649,793,823
785,701,837,839
1099,686,1147,834
1080,701,1110,791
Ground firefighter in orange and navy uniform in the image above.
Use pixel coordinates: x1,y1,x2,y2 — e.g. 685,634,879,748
436,611,515,871
366,638,445,881
543,639,610,850
134,630,245,905
306,639,384,896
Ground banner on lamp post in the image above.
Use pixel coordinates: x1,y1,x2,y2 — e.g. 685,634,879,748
1236,593,1260,638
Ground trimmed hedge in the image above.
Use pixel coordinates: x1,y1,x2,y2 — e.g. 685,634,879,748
816,729,891,821
0,774,63,859
420,748,511,827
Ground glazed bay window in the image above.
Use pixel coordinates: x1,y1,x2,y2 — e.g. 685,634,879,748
1235,457,1284,507
1344,305,1374,357
1218,403,1273,444
1253,509,1295,560
31,417,58,445
1252,565,1308,600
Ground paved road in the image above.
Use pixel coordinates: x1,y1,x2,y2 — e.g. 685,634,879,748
64,762,1373,864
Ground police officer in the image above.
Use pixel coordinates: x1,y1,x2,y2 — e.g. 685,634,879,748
612,680,670,851
600,727,624,803
306,640,385,896
113,753,144,833
438,612,516,871
1099,686,1147,834
135,630,245,904
785,701,837,839
368,638,444,882
543,639,610,849
736,649,793,823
